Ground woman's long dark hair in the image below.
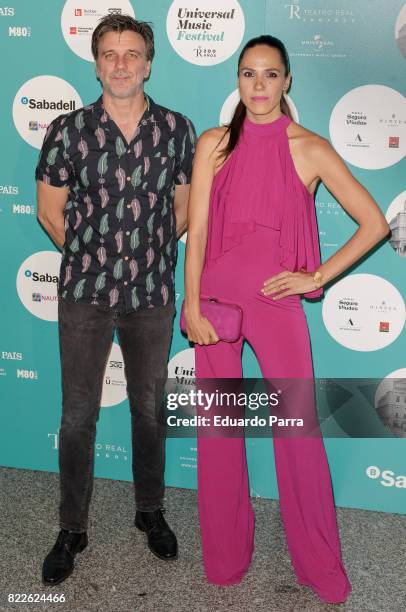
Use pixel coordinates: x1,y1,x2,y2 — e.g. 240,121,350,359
219,35,292,160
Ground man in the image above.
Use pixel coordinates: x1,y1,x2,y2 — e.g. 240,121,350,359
36,14,196,585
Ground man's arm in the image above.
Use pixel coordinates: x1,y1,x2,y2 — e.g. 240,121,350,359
174,183,190,239
37,180,69,250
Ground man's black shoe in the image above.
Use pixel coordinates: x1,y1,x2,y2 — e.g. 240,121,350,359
42,529,88,585
135,509,178,560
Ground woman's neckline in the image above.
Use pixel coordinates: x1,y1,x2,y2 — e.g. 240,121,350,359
243,113,290,135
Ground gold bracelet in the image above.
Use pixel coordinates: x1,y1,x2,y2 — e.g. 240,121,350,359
312,270,323,289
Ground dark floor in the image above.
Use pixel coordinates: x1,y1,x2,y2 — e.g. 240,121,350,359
0,467,405,612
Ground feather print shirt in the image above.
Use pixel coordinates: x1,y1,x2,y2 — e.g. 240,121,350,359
35,95,196,310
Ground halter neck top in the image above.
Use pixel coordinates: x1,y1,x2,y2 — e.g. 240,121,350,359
204,113,323,299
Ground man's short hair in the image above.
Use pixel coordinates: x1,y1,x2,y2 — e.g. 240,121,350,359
91,14,155,62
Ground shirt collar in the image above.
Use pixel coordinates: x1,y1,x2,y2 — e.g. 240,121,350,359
92,93,157,125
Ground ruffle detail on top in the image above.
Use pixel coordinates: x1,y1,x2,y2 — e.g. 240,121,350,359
204,114,323,299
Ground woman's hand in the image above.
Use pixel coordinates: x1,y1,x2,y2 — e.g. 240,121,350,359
261,269,317,299
185,309,219,345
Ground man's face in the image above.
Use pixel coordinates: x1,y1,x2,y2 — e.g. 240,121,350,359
95,30,151,100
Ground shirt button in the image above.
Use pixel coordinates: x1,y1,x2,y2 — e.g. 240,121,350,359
124,281,128,286
126,176,131,182
124,256,129,261
126,231,130,236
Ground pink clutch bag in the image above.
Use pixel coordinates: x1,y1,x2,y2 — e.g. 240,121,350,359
180,297,243,343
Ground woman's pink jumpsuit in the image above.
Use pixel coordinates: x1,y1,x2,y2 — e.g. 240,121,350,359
194,114,351,604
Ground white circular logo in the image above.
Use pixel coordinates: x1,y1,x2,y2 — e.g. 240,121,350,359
366,465,381,479
329,85,406,169
395,4,406,59
375,367,406,438
322,274,406,351
167,348,196,414
385,191,406,259
13,76,82,150
61,0,135,62
16,251,61,321
166,0,245,66
101,341,128,407
219,89,299,126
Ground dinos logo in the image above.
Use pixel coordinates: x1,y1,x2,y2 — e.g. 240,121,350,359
101,342,128,407
61,0,135,61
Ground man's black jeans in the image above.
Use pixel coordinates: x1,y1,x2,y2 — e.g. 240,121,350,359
57,298,175,533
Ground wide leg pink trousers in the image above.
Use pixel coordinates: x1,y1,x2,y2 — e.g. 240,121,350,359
195,229,351,604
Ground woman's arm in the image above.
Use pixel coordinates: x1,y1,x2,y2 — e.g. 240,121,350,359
184,128,225,344
263,137,390,298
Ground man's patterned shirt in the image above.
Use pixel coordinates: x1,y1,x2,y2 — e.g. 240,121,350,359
35,95,196,311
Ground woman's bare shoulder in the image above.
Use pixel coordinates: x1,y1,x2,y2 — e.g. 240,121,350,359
198,126,229,150
287,120,331,156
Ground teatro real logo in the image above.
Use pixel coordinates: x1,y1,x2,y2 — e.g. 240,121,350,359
284,1,356,23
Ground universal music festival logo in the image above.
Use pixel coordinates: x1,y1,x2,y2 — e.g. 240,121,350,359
175,5,238,59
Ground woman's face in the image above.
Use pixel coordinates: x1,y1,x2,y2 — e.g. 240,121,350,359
238,44,291,123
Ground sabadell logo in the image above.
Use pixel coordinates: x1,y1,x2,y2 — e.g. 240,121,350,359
366,465,406,489
13,75,82,149
16,251,62,322
20,96,76,111
24,269,59,283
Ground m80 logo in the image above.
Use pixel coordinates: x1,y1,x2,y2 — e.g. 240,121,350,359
16,369,38,380
9,26,31,37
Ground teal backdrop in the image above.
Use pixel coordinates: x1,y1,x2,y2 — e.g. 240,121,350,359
0,0,405,514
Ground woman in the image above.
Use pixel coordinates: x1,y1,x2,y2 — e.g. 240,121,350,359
183,35,389,604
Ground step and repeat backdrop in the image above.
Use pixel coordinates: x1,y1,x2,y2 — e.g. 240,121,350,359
0,0,405,514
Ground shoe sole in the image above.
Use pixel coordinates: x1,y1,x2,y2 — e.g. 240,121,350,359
42,542,87,586
134,522,178,561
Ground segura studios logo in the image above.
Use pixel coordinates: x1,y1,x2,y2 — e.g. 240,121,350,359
329,85,406,170
16,251,62,322
322,274,405,352
166,0,245,66
61,0,135,61
13,76,82,149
